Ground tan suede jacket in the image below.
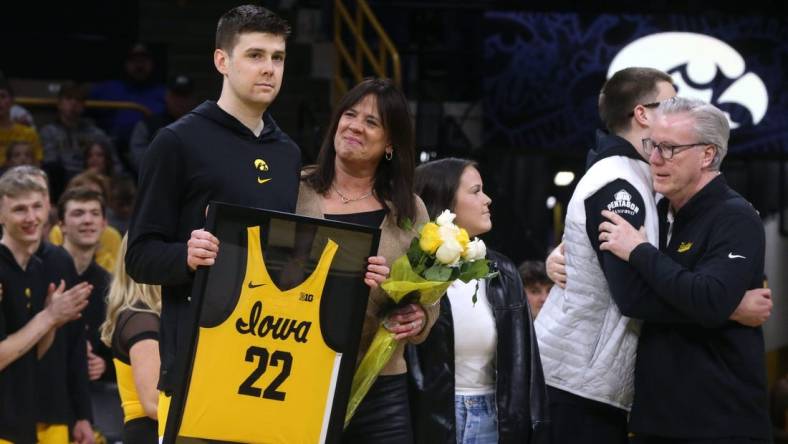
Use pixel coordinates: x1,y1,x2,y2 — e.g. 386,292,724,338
296,181,437,375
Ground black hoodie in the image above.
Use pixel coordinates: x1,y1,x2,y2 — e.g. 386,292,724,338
126,101,301,392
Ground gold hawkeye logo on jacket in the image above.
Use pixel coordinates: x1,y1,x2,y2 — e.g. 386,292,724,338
254,158,271,184
678,241,693,253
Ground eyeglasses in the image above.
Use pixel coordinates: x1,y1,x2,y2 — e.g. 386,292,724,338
627,102,661,117
642,138,712,160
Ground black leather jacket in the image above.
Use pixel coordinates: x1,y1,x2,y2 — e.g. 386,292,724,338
406,249,550,443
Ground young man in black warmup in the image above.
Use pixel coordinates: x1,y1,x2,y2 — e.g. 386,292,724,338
20,167,99,444
0,168,92,443
125,5,300,401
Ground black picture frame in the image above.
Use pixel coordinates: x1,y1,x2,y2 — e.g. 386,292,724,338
163,202,380,443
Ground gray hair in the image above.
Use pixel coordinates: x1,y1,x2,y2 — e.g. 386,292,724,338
0,166,48,199
657,97,729,170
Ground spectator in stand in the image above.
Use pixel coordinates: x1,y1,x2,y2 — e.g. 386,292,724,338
518,260,553,319
90,43,166,171
83,138,114,178
107,175,136,234
129,74,197,173
39,83,121,199
11,105,35,128
0,70,36,128
67,170,111,199
0,79,43,165
49,171,122,274
1,141,37,175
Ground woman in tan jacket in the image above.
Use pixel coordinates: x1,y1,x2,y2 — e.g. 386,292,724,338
297,78,435,443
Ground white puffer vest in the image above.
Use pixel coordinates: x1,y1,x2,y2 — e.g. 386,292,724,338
535,155,659,410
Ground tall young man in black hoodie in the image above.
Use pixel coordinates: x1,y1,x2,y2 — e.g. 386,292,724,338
126,4,300,397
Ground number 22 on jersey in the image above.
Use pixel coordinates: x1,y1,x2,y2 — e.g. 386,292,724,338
179,226,341,444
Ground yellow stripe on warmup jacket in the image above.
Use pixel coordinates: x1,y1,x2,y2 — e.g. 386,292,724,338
179,225,341,443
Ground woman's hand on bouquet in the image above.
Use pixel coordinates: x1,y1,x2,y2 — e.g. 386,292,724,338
364,255,390,289
383,303,426,340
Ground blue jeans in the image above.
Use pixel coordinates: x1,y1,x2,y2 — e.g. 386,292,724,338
455,393,498,444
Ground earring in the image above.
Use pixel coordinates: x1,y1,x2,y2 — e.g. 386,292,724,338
385,151,393,161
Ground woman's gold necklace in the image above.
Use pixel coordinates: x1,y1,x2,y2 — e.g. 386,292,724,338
332,183,373,204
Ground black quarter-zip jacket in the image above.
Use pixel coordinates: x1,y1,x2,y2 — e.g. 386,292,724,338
126,100,301,392
625,175,770,439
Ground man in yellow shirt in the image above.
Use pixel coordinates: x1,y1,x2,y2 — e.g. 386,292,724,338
0,79,43,165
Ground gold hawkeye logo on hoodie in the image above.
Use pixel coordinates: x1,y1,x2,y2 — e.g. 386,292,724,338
254,158,271,184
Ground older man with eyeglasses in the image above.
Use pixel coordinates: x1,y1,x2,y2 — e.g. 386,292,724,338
598,97,771,443
536,68,772,444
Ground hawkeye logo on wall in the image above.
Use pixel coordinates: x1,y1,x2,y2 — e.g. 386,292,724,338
607,189,639,216
608,32,768,129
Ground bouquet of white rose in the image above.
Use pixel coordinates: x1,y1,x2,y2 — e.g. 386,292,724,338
345,210,497,425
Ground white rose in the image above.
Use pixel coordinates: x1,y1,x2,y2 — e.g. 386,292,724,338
435,238,462,265
435,210,456,227
464,238,487,261
438,224,460,243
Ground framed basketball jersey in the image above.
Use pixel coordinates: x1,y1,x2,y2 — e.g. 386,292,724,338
163,202,380,444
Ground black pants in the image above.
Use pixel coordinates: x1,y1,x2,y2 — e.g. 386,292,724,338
547,386,628,444
631,436,771,444
342,374,414,444
124,417,158,443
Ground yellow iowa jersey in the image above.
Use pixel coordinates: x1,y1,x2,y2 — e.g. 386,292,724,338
179,225,340,443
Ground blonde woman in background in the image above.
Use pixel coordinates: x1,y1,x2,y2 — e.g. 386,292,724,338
99,235,161,443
